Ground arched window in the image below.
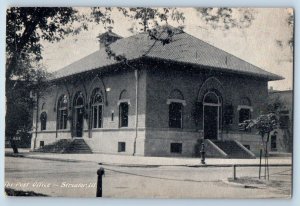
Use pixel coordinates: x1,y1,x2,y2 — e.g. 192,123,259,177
238,97,252,124
167,89,186,128
57,94,68,130
40,112,47,131
203,92,220,105
118,90,129,128
74,92,84,107
91,88,103,128
119,102,129,127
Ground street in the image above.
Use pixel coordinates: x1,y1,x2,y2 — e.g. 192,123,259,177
5,156,291,198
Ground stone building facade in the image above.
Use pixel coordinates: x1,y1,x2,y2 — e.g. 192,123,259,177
31,27,282,157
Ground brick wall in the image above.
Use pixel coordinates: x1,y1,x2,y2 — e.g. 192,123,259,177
32,68,147,155
144,65,268,156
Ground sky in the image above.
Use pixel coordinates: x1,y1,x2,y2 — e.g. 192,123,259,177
41,8,293,91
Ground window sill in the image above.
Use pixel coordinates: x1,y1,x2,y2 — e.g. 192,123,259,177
57,129,69,132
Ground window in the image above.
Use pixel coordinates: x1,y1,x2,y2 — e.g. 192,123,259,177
169,102,183,128
57,95,68,130
40,112,47,131
168,89,185,129
204,92,219,104
40,141,44,148
279,111,289,129
271,135,277,151
238,97,252,124
170,143,182,153
118,142,126,152
239,108,251,123
91,89,103,128
111,111,114,121
119,102,129,127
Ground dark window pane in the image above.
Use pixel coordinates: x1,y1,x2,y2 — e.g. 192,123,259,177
239,108,251,123
118,142,126,152
94,93,103,104
204,93,219,104
93,106,97,128
59,111,63,129
57,95,68,130
170,143,182,153
279,115,289,129
76,96,84,106
169,103,182,128
271,135,277,151
120,103,129,127
111,111,114,121
98,105,102,128
40,112,47,131
62,110,67,129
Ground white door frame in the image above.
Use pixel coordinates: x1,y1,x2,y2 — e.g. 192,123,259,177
203,91,222,140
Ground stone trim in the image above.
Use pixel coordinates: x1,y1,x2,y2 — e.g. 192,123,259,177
166,99,187,106
117,99,131,106
237,105,253,112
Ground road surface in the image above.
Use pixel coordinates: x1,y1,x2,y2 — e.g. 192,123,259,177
5,156,292,198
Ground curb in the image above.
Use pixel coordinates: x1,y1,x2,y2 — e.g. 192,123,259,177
222,179,267,189
6,154,292,168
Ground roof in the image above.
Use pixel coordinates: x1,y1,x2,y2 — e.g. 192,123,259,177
53,27,283,81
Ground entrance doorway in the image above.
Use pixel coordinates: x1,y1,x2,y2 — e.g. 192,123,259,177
203,91,221,140
204,105,218,139
74,92,85,137
75,107,84,137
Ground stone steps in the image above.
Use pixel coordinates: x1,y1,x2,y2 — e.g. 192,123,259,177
64,139,92,154
35,139,92,154
212,140,255,159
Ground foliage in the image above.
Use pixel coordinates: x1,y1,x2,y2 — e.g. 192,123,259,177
243,113,278,139
287,9,294,51
195,8,255,30
5,7,86,151
5,66,51,149
266,93,293,152
6,7,85,80
116,7,185,32
274,9,294,60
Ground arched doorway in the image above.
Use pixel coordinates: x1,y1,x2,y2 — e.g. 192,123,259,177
74,92,85,137
203,91,222,140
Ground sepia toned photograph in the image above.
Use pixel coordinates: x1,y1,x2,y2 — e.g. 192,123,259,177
5,7,293,198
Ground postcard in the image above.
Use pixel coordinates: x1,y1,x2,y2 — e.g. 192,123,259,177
5,7,293,198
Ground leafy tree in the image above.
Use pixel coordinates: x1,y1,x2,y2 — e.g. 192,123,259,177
195,8,255,30
6,7,84,152
266,95,293,152
243,113,278,143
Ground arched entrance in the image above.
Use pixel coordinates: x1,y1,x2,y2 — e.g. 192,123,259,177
74,92,85,137
203,91,222,140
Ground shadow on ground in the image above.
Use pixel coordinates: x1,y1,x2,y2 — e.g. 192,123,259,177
5,187,48,197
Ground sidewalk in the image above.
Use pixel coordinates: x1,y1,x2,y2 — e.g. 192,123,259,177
5,148,292,167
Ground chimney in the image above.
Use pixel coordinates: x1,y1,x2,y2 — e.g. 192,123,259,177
97,27,122,49
269,86,273,91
